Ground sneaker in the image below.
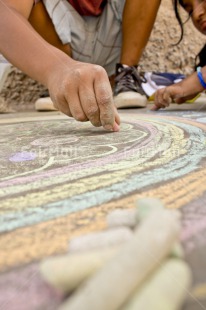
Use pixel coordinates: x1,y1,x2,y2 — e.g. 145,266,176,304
0,55,12,93
35,90,58,111
142,71,201,103
113,64,148,108
142,72,185,99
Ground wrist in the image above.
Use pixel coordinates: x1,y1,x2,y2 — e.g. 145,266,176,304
43,48,75,87
201,66,206,85
196,66,206,91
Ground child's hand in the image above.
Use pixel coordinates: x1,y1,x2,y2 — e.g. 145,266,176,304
151,71,205,111
47,60,120,131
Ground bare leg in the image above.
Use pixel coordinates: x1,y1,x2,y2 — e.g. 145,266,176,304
120,0,161,66
29,1,72,57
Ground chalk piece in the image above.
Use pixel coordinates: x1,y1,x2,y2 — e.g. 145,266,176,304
107,209,138,229
68,227,133,253
9,151,36,162
136,197,165,221
121,259,192,310
59,209,181,310
40,247,119,293
136,198,184,259
170,242,185,259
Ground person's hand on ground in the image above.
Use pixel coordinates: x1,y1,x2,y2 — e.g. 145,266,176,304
151,71,205,111
47,60,120,131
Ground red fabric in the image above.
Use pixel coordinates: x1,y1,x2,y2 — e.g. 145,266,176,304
68,0,107,16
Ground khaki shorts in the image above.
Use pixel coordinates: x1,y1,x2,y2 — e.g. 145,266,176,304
43,0,125,76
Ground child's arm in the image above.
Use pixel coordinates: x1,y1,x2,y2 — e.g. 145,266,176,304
0,0,120,131
151,69,206,110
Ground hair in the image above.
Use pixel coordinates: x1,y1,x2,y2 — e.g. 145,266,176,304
173,0,190,44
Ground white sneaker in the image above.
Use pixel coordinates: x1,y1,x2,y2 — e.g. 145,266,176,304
35,91,58,111
0,55,12,93
113,64,147,108
114,91,147,108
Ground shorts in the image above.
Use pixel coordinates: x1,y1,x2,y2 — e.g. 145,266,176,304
43,0,126,76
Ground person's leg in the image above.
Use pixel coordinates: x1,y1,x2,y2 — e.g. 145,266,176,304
29,1,72,57
29,1,73,111
120,0,161,66
111,0,161,108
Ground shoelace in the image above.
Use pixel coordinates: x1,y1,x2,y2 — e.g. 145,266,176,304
115,66,146,91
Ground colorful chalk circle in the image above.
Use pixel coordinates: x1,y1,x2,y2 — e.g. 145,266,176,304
0,112,206,310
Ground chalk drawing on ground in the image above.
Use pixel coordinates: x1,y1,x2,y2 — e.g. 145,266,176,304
0,113,206,310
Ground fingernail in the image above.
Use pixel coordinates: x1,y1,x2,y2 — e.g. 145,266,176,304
113,122,120,132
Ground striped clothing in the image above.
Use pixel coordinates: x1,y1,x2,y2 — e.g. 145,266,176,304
34,0,125,76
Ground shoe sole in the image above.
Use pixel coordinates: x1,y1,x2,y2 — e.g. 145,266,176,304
0,63,12,93
35,97,58,111
114,91,148,109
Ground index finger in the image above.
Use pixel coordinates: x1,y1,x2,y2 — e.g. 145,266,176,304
151,90,164,110
94,71,116,131
152,87,173,111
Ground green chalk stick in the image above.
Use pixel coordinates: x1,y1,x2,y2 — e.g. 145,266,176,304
136,197,165,221
170,242,185,259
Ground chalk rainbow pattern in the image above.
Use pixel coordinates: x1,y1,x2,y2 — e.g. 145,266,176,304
0,112,206,310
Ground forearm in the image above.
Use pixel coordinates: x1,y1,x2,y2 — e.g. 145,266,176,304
179,70,204,97
121,0,161,65
0,1,72,86
0,1,119,130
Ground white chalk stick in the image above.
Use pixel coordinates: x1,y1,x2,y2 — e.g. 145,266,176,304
68,227,133,253
136,198,184,259
121,259,192,310
59,209,181,310
40,247,119,293
107,209,138,229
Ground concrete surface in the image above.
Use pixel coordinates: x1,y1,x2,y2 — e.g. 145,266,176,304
0,105,206,309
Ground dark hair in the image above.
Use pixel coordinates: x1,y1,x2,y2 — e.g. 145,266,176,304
173,0,190,44
173,0,206,69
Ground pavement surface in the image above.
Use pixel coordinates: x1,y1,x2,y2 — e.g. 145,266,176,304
1,101,206,310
